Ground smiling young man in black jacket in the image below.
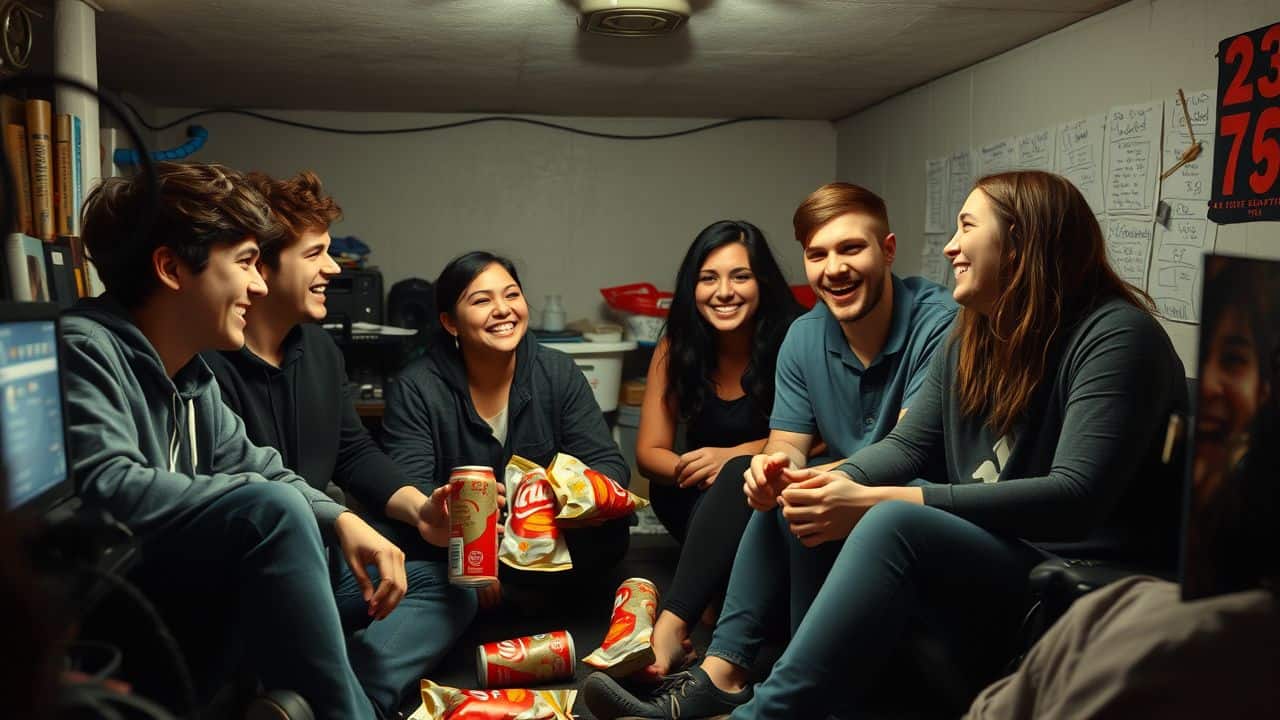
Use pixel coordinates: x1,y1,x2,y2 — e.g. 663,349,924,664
202,171,478,717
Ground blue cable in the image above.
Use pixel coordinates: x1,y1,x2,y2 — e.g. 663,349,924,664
114,125,208,166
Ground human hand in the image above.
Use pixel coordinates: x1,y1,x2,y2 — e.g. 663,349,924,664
417,482,508,547
335,511,407,620
478,579,502,610
743,452,791,510
674,447,732,490
778,468,872,547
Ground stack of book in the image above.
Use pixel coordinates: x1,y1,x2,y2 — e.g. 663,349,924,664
2,93,101,305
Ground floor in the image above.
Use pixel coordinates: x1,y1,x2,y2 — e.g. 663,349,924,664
402,529,772,720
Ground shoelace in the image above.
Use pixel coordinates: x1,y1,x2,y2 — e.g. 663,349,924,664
655,671,699,719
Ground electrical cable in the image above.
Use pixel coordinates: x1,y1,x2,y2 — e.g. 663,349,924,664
73,563,198,716
121,101,785,140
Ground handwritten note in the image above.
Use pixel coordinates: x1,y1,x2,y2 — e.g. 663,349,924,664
978,137,1017,176
1105,217,1154,289
1104,101,1163,217
1161,89,1214,203
920,233,952,287
1016,128,1055,171
1054,114,1107,214
947,149,974,224
1147,197,1217,324
925,157,949,233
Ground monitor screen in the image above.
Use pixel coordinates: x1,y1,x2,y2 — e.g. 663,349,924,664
1183,254,1280,599
0,318,69,512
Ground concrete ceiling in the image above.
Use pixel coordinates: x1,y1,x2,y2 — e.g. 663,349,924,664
94,0,1124,120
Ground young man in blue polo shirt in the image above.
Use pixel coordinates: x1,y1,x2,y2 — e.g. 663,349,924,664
586,182,957,719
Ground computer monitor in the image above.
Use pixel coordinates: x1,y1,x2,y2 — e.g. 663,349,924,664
1182,254,1280,600
0,302,73,516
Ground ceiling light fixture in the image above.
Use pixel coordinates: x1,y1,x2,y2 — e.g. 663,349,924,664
579,0,691,37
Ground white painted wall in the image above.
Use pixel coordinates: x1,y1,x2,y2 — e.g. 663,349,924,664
835,0,1280,375
152,110,834,326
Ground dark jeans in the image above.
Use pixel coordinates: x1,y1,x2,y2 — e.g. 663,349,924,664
135,483,374,720
659,455,756,624
332,557,477,715
709,501,1041,719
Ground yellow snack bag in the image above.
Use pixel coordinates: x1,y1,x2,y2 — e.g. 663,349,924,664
545,453,648,526
500,456,573,572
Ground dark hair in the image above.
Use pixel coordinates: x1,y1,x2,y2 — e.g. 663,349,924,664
1200,257,1273,376
664,220,803,422
953,171,1154,438
793,182,890,247
434,251,523,331
81,161,283,308
245,170,343,270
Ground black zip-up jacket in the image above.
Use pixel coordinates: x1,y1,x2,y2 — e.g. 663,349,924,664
381,332,628,495
201,323,406,515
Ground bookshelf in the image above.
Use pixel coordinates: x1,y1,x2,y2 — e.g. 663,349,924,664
2,0,101,304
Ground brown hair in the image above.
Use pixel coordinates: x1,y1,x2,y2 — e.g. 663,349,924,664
245,170,342,269
953,171,1154,438
792,182,890,247
81,161,282,308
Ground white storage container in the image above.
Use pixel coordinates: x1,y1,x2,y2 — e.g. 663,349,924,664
540,340,637,412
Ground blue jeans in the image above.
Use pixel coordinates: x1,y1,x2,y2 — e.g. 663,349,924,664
711,501,1041,719
333,556,477,715
136,483,376,720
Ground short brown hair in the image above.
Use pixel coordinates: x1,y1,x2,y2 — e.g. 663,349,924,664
792,182,890,247
246,170,342,269
81,161,282,308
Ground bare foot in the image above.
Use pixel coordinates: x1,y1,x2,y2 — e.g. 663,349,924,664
701,655,750,693
640,610,698,680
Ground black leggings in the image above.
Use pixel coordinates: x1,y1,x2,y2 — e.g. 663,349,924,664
659,455,755,624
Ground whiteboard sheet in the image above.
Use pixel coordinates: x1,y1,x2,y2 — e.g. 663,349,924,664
1104,101,1163,217
925,157,949,233
1054,114,1107,215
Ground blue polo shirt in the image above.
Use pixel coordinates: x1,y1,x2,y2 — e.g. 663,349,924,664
770,274,956,459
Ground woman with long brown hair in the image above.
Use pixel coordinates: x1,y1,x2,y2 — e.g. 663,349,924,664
584,171,1188,720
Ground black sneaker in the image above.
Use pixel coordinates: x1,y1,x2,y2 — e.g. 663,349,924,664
583,666,752,720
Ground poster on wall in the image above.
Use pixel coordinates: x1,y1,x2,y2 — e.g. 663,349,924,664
1209,22,1280,224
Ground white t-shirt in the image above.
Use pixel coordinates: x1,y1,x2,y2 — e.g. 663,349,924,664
484,405,510,447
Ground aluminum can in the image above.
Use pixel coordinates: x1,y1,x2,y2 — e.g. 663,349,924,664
475,630,576,688
448,465,498,587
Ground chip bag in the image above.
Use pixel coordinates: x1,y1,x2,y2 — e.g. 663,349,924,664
500,456,573,572
582,577,659,677
545,453,648,526
410,680,576,720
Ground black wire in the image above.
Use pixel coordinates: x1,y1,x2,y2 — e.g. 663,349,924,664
59,681,177,720
123,102,785,140
74,564,198,716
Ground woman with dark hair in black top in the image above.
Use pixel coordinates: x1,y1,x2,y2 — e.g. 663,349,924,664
636,220,803,677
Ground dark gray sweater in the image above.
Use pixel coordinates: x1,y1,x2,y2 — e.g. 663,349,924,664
837,299,1187,563
381,332,628,493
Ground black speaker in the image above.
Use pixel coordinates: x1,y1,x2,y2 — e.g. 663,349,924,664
387,277,437,333
322,268,383,324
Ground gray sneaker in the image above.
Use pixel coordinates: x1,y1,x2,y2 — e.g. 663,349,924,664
582,666,752,720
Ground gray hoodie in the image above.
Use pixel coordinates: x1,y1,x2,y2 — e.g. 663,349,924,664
62,296,346,538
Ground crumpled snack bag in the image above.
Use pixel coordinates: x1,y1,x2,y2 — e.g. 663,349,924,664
410,680,576,720
499,456,573,572
582,577,659,677
545,453,648,526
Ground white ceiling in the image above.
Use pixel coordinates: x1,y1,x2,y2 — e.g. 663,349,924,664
94,0,1125,120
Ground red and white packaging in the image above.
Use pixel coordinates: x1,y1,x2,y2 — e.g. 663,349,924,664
582,577,659,677
410,680,575,720
500,456,572,572
448,465,499,587
545,453,648,526
476,630,576,688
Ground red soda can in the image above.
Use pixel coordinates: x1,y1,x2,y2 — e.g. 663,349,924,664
448,465,499,587
475,630,576,688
